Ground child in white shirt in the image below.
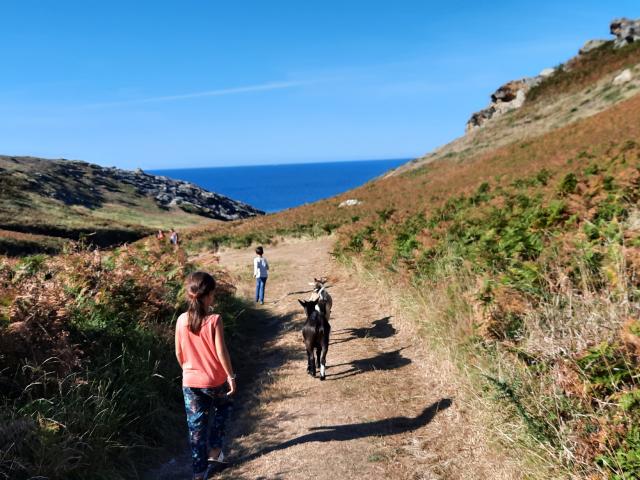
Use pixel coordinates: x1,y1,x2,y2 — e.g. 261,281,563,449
253,246,269,304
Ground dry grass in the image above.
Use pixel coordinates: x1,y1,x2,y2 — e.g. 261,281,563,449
345,257,568,478
188,89,640,260
526,41,640,103
177,67,640,478
178,238,537,480
393,57,640,177
0,239,246,480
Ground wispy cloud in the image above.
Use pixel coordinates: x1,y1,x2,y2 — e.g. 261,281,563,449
85,80,307,108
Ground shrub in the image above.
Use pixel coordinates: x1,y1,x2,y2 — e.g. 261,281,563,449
558,173,578,195
0,240,238,479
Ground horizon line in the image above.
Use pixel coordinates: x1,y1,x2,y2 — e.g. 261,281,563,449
147,157,414,171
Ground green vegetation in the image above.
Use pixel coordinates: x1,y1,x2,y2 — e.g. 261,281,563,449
186,220,342,253
338,140,640,478
0,241,246,479
0,156,234,255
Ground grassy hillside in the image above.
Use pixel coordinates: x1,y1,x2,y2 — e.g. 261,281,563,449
0,156,262,255
184,58,640,477
394,38,640,177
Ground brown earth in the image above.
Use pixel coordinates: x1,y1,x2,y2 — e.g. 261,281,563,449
181,236,522,480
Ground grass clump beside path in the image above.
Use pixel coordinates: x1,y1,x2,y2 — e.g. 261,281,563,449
0,240,243,480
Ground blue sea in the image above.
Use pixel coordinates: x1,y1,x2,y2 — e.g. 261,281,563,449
150,158,408,213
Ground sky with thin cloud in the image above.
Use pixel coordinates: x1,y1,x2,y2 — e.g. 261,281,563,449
0,1,638,169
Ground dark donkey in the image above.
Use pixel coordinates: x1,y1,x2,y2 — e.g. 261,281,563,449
298,299,331,380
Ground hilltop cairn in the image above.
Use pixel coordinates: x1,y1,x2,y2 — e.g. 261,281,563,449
466,17,640,132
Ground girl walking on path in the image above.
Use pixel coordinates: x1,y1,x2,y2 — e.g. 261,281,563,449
175,271,237,479
253,246,269,304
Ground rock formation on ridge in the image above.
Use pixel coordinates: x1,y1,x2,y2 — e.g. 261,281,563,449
465,17,640,132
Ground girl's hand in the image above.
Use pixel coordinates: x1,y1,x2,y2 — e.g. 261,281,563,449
227,377,237,396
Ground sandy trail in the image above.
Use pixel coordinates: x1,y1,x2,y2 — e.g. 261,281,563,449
184,236,519,480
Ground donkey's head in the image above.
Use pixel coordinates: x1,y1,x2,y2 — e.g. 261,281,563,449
309,276,328,292
298,299,319,318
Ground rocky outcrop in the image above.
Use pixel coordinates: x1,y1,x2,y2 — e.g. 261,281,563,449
466,17,640,133
579,39,608,55
466,77,542,132
611,18,640,48
103,166,264,220
0,156,264,221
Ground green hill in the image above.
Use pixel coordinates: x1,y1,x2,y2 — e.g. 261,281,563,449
0,155,263,255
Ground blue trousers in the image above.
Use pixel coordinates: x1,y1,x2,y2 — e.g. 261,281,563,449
255,276,267,303
183,385,233,477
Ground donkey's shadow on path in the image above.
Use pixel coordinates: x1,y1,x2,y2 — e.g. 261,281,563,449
324,347,411,380
330,316,396,346
234,398,452,466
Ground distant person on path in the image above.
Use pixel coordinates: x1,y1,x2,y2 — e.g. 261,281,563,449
175,271,237,479
253,246,269,305
169,228,179,248
156,229,165,242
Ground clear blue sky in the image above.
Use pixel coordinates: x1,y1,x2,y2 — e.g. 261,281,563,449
1,1,637,169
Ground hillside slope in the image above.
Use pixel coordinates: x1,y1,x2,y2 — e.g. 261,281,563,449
0,156,263,254
184,21,640,478
394,37,640,176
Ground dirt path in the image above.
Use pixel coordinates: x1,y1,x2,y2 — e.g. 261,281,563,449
185,236,521,480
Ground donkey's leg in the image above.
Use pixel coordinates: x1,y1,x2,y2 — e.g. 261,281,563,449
319,335,329,381
316,346,321,369
306,346,316,377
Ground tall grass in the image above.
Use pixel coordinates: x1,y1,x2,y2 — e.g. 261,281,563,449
0,240,242,479
336,145,640,478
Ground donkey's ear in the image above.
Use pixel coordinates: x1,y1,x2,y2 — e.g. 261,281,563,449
298,299,306,307
314,277,320,283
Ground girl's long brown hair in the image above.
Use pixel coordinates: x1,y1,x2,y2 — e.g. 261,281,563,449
185,271,216,334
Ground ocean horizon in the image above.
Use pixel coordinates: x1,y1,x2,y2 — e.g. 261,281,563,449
150,158,409,213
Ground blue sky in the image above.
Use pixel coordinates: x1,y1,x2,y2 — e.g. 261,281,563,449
1,1,638,169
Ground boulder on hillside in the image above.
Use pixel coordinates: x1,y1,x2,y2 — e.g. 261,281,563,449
611,18,640,48
579,39,608,55
539,67,556,78
613,68,633,85
338,199,361,208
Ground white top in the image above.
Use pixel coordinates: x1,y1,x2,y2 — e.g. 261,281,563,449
254,256,269,278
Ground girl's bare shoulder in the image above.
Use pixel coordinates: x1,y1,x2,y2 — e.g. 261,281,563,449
206,313,222,328
176,312,189,326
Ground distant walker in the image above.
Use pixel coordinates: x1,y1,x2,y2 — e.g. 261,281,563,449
253,246,269,305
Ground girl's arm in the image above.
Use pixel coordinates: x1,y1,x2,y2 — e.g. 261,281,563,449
214,317,237,395
175,323,184,366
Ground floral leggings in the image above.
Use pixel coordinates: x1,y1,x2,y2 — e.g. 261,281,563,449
183,385,233,477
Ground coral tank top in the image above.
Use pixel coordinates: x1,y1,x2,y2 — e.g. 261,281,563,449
176,313,227,388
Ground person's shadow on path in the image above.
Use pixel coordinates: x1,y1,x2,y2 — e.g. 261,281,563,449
233,398,452,466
